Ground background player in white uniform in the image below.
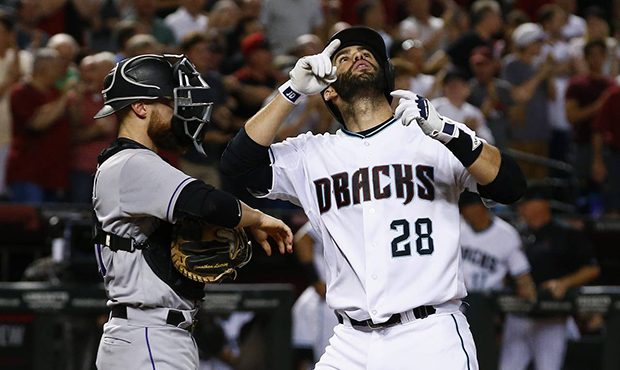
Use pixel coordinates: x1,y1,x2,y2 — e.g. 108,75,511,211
91,54,292,370
458,191,535,370
459,191,535,295
292,222,338,369
221,26,526,370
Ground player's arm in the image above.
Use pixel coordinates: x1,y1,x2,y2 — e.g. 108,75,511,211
391,90,526,204
514,272,536,301
174,180,292,254
221,39,341,190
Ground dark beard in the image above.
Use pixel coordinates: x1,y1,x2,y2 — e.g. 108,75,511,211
331,64,386,103
147,110,186,153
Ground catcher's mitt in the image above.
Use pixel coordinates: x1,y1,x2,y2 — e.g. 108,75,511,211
171,220,252,284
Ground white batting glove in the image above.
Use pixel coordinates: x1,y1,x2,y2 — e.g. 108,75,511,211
391,90,458,144
278,39,341,104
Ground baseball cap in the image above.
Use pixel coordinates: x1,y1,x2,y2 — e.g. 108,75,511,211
389,38,423,58
241,32,270,59
469,46,493,65
512,22,546,48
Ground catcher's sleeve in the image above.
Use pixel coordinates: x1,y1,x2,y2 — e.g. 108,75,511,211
220,127,273,194
174,180,241,228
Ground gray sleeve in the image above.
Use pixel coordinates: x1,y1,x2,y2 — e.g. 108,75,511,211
119,152,194,223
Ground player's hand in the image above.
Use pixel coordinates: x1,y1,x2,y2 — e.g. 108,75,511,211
288,39,341,95
248,213,293,256
541,279,569,299
391,90,454,144
313,281,327,299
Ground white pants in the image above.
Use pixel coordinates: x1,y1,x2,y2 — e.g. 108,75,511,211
96,310,199,370
315,310,478,370
499,314,568,370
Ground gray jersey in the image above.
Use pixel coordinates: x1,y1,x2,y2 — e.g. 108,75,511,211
93,148,196,310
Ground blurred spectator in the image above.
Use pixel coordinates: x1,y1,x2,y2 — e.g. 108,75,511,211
290,33,323,58
7,48,71,202
260,0,323,55
501,9,530,57
207,0,241,35
111,19,141,62
432,68,495,143
398,0,455,58
164,0,208,43
125,0,176,46
499,184,600,370
570,6,619,78
226,32,278,120
502,22,553,179
555,0,585,41
468,46,514,149
356,0,392,52
538,4,573,168
0,11,32,199
592,86,620,216
565,40,615,207
47,33,80,90
427,0,502,77
67,52,117,203
179,31,234,189
390,38,441,98
14,0,49,50
124,33,162,57
291,222,338,370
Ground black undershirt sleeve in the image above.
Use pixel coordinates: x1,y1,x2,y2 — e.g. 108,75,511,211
174,180,241,228
220,127,273,195
477,153,526,204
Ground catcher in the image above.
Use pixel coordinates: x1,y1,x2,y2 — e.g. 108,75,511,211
91,54,293,370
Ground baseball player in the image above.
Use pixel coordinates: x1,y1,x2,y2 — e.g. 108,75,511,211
292,222,339,369
221,26,525,369
459,191,535,296
91,54,293,370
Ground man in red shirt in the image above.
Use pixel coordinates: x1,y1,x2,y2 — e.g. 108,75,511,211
593,85,620,215
7,48,70,202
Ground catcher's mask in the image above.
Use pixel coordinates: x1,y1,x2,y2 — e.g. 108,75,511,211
94,54,213,156
323,26,395,125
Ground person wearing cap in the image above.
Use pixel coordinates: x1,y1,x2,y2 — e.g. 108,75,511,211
222,26,525,369
468,46,515,150
501,22,554,179
499,184,600,370
390,38,440,98
432,67,495,144
458,190,535,370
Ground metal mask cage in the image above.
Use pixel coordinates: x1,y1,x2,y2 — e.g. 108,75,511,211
169,55,214,156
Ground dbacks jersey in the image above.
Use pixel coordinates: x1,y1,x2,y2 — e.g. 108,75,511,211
263,117,478,323
460,216,530,292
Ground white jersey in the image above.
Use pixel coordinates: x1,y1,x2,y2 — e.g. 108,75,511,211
459,216,530,292
263,117,477,323
93,148,196,309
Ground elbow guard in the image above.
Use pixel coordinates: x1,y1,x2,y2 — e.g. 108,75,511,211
174,180,241,228
477,153,526,204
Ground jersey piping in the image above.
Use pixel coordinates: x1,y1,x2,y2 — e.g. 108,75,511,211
340,116,397,138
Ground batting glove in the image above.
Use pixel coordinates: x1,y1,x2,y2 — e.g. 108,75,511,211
278,39,341,104
391,90,458,144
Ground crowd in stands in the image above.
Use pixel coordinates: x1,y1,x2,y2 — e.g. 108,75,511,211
0,0,618,217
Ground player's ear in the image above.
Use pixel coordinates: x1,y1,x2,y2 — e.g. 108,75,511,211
323,86,338,102
130,101,149,119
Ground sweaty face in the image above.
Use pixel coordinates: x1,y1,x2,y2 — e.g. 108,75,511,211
330,45,386,102
147,102,185,152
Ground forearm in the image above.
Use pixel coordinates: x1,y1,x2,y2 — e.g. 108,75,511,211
245,93,296,145
468,143,501,185
566,100,599,124
28,96,68,131
560,265,601,289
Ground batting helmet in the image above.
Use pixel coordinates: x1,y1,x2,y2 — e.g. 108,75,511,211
323,26,395,125
94,54,213,155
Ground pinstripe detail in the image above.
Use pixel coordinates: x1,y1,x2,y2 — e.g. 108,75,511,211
145,327,156,370
451,314,471,370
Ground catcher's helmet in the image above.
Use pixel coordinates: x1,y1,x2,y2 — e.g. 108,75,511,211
323,26,395,124
94,54,213,155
